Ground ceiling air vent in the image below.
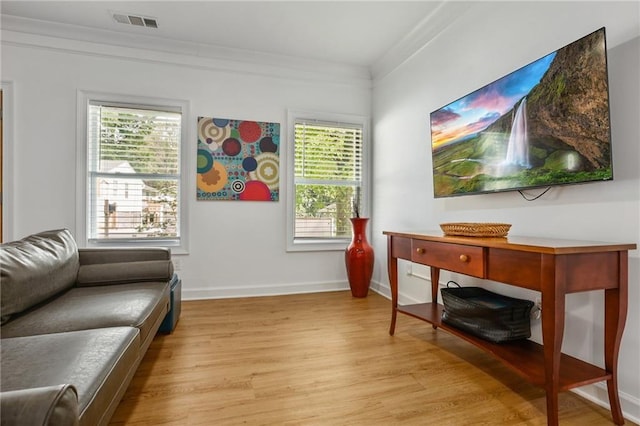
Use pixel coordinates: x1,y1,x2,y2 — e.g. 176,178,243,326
112,12,158,29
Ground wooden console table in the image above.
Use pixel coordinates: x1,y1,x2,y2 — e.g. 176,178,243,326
384,230,636,426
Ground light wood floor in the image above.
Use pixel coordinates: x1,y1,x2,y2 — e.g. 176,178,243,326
110,291,634,425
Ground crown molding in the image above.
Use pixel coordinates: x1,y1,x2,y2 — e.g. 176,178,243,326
0,14,372,87
371,2,475,84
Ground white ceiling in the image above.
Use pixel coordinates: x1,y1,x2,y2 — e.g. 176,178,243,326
0,1,448,69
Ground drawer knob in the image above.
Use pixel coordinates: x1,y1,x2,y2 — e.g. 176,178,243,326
459,254,469,263
416,248,425,254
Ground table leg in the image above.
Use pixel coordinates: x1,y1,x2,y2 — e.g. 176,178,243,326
430,267,440,304
388,237,398,336
604,252,628,425
430,267,440,330
541,255,565,426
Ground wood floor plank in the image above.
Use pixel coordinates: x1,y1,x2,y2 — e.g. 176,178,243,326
110,291,636,425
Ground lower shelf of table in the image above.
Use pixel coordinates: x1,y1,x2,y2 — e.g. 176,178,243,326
398,303,611,391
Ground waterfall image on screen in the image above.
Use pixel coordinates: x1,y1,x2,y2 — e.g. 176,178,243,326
504,98,530,168
430,28,613,198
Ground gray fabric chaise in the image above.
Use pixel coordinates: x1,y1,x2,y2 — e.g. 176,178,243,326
0,229,177,426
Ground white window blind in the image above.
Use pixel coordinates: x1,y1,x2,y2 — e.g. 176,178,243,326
87,102,182,243
293,119,363,240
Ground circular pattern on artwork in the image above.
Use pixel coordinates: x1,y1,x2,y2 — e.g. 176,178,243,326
231,180,246,194
197,161,228,193
238,121,262,143
239,180,271,201
222,138,242,157
198,117,230,149
259,136,278,153
197,149,214,173
250,152,279,190
242,156,258,172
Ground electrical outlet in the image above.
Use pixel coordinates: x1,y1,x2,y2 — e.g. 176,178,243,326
173,258,181,271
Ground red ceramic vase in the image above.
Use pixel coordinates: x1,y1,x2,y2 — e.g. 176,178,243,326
345,218,374,298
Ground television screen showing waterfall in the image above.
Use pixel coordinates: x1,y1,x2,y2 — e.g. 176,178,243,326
429,27,612,198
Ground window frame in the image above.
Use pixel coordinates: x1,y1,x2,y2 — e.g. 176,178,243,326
286,109,370,252
1,81,15,242
76,90,190,253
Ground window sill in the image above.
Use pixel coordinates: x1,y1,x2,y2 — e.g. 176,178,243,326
287,238,350,252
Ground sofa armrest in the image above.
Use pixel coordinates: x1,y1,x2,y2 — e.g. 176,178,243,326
78,247,171,265
1,385,79,426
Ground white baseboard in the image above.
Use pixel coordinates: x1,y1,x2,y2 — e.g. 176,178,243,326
182,280,350,300
369,279,391,299
369,279,640,424
370,278,425,304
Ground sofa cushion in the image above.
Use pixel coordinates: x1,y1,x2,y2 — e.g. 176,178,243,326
0,229,79,324
0,282,170,353
1,327,140,426
76,260,174,286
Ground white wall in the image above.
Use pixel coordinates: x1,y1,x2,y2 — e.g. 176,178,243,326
0,32,371,298
371,1,639,421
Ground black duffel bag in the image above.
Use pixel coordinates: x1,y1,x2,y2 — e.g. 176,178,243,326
440,281,534,343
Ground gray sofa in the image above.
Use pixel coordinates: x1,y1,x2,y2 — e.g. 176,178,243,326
0,229,176,426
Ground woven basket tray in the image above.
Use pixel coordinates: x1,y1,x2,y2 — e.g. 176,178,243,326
440,222,511,237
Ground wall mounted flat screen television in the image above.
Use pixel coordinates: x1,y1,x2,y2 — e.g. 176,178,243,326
430,27,612,198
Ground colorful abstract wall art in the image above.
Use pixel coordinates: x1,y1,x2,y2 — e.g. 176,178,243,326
197,117,280,201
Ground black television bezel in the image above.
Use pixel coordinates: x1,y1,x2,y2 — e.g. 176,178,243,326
429,27,613,199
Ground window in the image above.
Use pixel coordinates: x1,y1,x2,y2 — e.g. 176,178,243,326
287,111,369,251
78,92,189,251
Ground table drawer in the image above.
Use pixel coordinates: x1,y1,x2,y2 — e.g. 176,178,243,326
411,240,485,277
